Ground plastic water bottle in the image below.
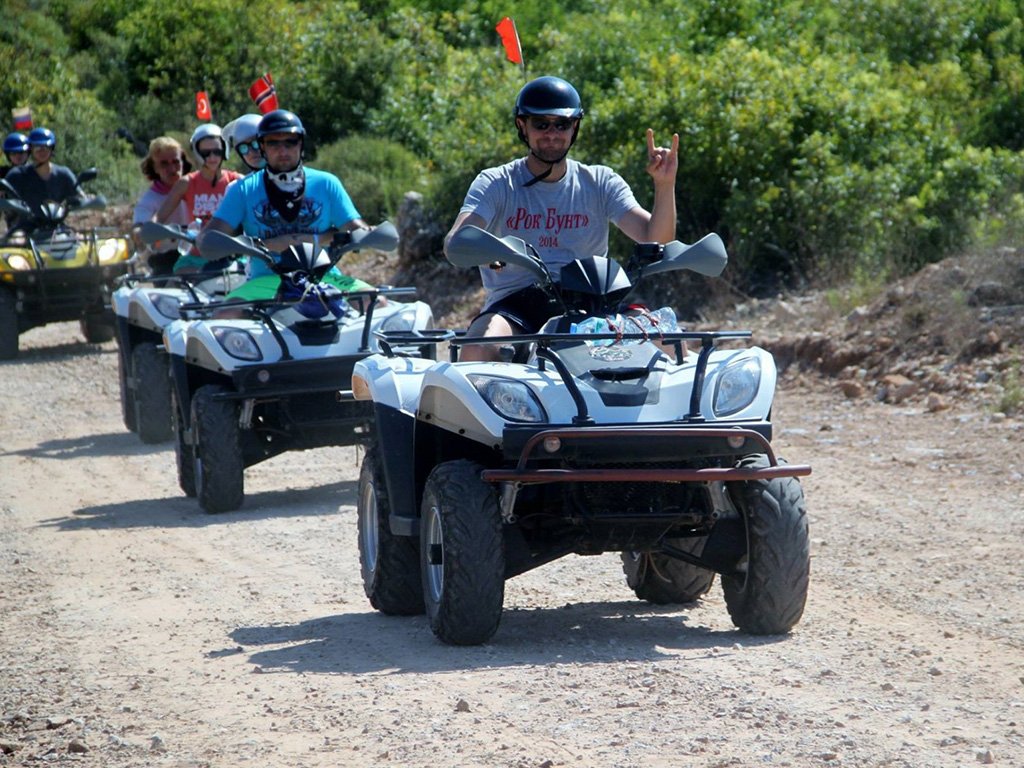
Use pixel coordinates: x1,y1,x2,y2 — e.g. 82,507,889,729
627,306,679,336
178,218,202,256
572,316,616,346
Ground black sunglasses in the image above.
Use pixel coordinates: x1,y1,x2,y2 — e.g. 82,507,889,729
527,117,575,132
198,147,224,158
263,137,301,149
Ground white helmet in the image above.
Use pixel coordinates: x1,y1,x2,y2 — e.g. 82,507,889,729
222,114,262,154
221,114,265,170
189,123,225,164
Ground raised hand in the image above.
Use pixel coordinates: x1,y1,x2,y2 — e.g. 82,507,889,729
645,129,679,186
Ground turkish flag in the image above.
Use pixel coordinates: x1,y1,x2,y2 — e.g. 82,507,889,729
11,106,33,131
495,17,523,66
195,91,212,121
248,73,279,114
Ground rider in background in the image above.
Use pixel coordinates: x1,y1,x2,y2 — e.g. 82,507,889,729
132,136,191,276
1,132,30,182
156,123,242,273
443,76,679,361
222,114,266,174
5,128,87,230
198,109,372,301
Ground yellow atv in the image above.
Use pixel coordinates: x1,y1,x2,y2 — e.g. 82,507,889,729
0,168,132,359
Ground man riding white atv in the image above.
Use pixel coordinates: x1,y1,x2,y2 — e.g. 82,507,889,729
167,222,433,514
353,226,811,645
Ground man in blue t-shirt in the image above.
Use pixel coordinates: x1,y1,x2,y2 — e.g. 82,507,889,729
197,109,371,300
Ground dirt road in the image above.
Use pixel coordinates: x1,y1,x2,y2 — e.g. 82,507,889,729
2,322,1022,767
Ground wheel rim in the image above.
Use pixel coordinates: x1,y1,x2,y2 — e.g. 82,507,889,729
424,503,444,602
360,480,379,573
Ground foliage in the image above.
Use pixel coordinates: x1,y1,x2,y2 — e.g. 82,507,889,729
313,134,427,223
4,0,1024,293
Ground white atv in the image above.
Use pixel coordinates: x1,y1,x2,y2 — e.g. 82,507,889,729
168,222,433,514
112,221,245,443
353,226,811,645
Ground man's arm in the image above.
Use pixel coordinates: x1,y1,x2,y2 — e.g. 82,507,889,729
443,211,487,256
194,216,235,254
616,130,679,244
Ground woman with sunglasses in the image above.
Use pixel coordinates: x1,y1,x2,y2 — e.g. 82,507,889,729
156,123,243,273
222,114,266,174
131,136,192,275
444,75,679,362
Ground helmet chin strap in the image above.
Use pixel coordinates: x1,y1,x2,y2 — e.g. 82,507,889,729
523,147,571,188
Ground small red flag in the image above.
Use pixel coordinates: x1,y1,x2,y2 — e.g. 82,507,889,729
248,73,279,114
195,91,212,121
12,106,33,131
495,17,523,66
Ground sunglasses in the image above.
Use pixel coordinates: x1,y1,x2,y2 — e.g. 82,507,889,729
263,137,301,149
198,147,224,158
237,140,260,156
527,117,576,132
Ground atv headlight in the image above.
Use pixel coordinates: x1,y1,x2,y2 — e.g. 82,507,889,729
468,375,547,423
212,327,263,361
713,356,761,416
148,292,182,320
3,253,31,270
97,238,125,263
380,307,418,333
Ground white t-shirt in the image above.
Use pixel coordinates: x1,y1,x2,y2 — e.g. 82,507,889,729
459,157,638,307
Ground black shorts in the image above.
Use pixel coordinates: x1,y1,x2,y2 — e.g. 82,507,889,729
476,285,562,333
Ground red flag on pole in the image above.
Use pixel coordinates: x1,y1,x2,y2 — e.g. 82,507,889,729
248,73,279,114
495,17,523,66
195,91,212,121
11,106,33,131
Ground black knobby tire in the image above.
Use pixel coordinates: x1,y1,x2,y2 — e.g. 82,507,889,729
420,460,504,646
118,347,137,432
721,454,810,634
132,343,173,443
80,309,115,343
0,288,18,360
172,390,196,497
357,447,424,615
622,536,715,604
191,384,244,513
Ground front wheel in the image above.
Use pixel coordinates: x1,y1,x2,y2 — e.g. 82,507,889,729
80,307,115,343
132,343,173,443
191,384,243,513
622,536,715,604
420,460,504,645
357,447,424,615
721,454,810,634
172,389,195,497
0,288,18,359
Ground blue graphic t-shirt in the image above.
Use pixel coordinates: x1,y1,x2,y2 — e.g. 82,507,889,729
213,167,360,278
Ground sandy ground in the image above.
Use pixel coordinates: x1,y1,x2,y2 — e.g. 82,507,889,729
1,321,1023,768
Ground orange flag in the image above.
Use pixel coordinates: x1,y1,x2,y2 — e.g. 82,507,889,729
495,17,523,66
195,91,212,121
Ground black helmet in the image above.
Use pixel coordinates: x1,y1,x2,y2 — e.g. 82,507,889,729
515,76,584,119
257,109,305,139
